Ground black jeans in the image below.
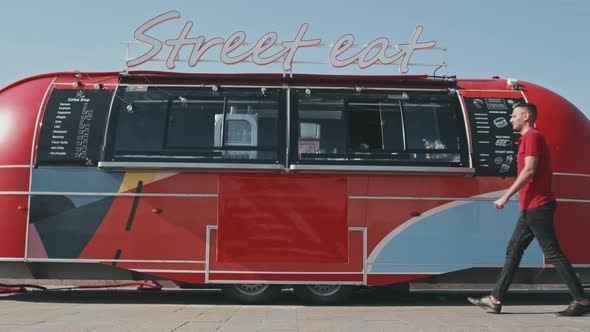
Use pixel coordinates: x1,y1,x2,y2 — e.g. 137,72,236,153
491,200,586,302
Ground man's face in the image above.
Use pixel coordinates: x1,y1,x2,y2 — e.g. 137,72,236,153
510,106,528,131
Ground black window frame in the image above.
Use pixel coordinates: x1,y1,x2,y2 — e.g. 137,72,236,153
102,85,286,164
288,88,470,168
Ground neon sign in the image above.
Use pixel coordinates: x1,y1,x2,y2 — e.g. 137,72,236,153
127,11,438,73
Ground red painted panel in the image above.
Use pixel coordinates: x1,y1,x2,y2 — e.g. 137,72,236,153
209,273,361,282
81,197,216,261
136,173,218,194
459,91,522,98
553,175,590,200
114,262,205,271
122,196,216,261
77,197,133,259
551,202,590,264
209,229,363,272
457,79,514,92
218,174,348,263
0,77,54,165
52,74,118,87
0,168,29,192
0,195,27,258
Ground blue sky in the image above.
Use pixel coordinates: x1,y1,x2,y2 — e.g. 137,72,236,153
1,0,588,118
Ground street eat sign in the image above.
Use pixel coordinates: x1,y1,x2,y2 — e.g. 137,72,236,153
127,11,438,73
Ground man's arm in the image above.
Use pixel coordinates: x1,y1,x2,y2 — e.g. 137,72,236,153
494,155,539,209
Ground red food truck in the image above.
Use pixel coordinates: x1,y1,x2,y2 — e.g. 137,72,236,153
0,71,588,303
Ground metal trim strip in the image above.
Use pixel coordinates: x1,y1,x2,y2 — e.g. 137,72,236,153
349,196,510,201
205,225,217,283
26,77,57,259
51,83,118,87
289,165,474,174
133,269,205,274
100,82,120,159
349,196,590,203
20,258,206,264
0,191,217,197
98,161,284,170
458,89,523,93
0,165,31,169
455,90,474,168
209,271,364,275
205,280,363,285
3,191,587,203
554,172,590,178
115,83,451,92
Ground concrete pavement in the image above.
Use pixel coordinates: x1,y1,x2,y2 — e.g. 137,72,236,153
0,287,589,331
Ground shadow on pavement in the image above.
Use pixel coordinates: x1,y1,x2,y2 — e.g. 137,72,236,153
0,287,578,308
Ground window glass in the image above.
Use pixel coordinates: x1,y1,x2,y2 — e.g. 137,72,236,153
113,91,168,154
293,89,466,167
348,101,403,152
167,99,223,148
403,99,461,163
222,99,278,148
217,99,279,160
225,119,252,145
108,87,281,163
297,96,345,157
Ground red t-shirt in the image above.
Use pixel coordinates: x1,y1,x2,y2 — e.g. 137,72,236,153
517,128,555,210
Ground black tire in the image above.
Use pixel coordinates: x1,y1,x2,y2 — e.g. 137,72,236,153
222,284,281,304
294,284,354,305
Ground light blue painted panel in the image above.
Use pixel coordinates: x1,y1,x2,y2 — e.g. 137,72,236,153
32,168,125,207
32,168,124,193
372,200,543,273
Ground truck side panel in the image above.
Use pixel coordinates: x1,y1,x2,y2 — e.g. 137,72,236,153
0,77,54,258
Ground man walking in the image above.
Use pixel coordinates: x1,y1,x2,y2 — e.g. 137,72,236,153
468,102,590,316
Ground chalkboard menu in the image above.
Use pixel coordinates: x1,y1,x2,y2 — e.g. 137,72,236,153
464,97,524,177
37,89,113,166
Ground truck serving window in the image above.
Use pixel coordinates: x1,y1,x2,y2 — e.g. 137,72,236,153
103,87,283,164
291,89,468,167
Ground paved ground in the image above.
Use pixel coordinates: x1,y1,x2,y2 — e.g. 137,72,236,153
1,286,589,331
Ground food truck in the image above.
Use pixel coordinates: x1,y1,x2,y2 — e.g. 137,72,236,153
0,70,588,303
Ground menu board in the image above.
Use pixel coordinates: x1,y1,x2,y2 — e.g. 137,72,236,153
464,97,523,177
37,89,112,166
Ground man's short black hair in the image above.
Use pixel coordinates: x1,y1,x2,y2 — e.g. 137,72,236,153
512,102,538,123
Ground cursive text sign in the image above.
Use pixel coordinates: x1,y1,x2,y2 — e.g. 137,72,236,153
127,11,438,73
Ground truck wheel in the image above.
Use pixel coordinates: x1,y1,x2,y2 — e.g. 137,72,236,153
294,284,354,304
222,284,281,304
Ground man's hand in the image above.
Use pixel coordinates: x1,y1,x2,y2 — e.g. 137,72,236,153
494,196,509,209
